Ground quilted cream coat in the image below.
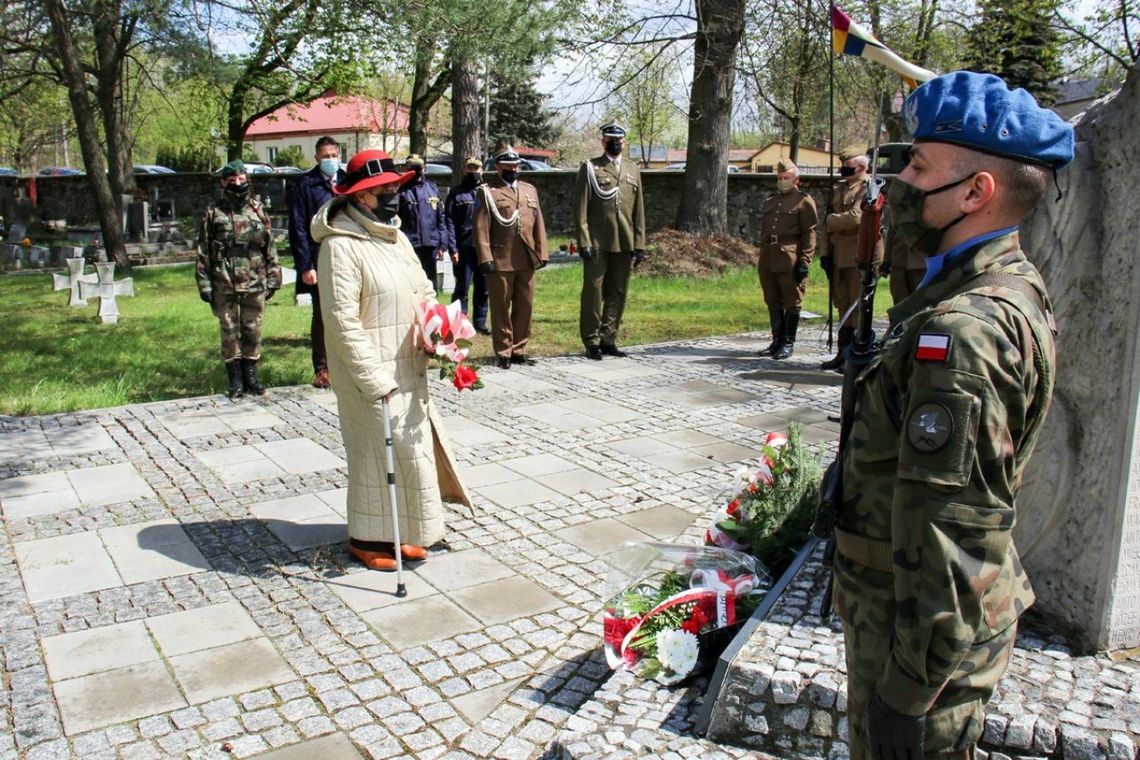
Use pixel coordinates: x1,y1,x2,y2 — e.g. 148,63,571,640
313,199,472,546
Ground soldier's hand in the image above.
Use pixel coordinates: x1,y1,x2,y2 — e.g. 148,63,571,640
265,288,277,301
199,290,213,304
865,694,925,760
479,261,496,275
878,261,892,277
579,246,595,261
632,249,645,268
450,250,459,264
794,261,811,283
819,257,833,278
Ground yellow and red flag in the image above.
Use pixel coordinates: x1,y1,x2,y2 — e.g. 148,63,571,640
831,4,935,90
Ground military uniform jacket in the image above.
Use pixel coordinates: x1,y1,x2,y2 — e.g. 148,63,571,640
473,178,548,273
824,176,883,269
196,197,280,295
758,190,817,273
837,231,1056,716
573,156,646,253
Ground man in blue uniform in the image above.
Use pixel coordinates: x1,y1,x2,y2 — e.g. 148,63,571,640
397,154,452,284
446,157,491,335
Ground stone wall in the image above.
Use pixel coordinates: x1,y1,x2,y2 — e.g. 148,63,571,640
0,170,837,249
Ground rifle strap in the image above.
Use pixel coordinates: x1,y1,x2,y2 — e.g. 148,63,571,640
834,527,893,573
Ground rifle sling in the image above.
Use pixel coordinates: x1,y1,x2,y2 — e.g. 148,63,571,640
834,527,894,573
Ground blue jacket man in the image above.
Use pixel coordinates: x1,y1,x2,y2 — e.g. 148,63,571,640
288,136,344,388
397,154,453,282
445,157,490,334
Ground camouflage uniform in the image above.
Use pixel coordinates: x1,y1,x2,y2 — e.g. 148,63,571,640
834,231,1056,757
196,196,280,361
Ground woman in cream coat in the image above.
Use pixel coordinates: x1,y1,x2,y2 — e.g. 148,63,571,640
314,150,472,571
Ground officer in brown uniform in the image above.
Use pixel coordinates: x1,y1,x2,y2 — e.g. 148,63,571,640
574,121,647,360
820,152,883,371
883,200,927,303
757,158,817,360
473,145,549,370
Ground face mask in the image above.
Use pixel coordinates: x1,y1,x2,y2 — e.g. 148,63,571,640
605,140,623,156
463,172,481,186
319,158,339,177
886,174,975,256
777,178,795,194
225,181,251,202
410,167,424,181
500,169,518,184
373,191,400,219
839,166,856,177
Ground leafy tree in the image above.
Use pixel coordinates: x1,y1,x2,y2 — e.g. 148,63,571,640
606,43,684,165
485,64,563,150
1054,0,1139,82
273,145,305,167
965,0,1063,104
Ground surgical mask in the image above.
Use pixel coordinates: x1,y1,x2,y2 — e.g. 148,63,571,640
605,139,623,156
839,166,856,177
500,169,518,184
886,174,975,257
462,172,482,187
319,158,339,177
225,181,251,202
373,191,400,220
776,179,795,194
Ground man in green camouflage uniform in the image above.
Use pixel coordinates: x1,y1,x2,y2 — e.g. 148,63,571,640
197,160,280,398
831,71,1073,759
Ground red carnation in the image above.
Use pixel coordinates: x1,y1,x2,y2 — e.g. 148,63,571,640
453,364,479,391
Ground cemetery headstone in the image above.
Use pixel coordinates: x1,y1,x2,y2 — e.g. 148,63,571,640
6,223,26,243
51,257,98,307
78,262,134,324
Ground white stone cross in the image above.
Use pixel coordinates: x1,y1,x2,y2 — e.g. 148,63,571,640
51,257,99,307
78,262,134,324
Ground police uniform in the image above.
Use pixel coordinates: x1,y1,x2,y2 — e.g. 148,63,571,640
757,159,817,359
473,147,549,368
446,157,490,333
397,154,452,283
573,122,646,358
831,72,1073,759
196,160,281,397
821,162,883,369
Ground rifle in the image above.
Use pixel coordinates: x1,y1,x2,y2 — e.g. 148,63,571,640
813,95,887,617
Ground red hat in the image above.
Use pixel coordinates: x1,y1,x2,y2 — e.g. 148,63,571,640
333,150,415,195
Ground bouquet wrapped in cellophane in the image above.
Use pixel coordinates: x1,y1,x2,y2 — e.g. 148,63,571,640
602,541,770,685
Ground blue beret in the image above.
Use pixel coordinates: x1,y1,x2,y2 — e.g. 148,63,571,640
903,71,1074,169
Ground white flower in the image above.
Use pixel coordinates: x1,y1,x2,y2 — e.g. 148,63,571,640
736,467,755,484
655,629,699,679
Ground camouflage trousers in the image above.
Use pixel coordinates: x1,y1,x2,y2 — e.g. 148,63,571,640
834,555,1017,759
210,290,265,362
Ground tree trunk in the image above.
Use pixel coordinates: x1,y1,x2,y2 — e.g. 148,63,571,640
226,78,251,161
92,1,137,207
678,0,745,234
408,36,452,157
43,0,130,271
450,53,480,180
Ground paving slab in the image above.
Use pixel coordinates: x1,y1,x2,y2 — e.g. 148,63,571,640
67,462,155,506
438,416,510,445
44,425,118,457
450,677,525,724
250,732,365,759
329,567,438,613
101,519,210,584
475,479,560,508
42,620,159,681
413,548,515,592
448,576,562,625
534,468,618,496
362,595,481,649
167,638,294,704
554,517,654,557
14,531,121,602
53,661,186,735
617,504,698,540
147,602,262,657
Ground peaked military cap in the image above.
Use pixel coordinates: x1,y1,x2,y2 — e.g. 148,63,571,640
213,160,246,178
464,156,483,169
601,122,627,138
404,153,425,167
776,157,797,173
903,70,1074,169
494,145,521,163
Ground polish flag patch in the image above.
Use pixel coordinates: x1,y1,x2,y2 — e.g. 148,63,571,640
915,334,951,362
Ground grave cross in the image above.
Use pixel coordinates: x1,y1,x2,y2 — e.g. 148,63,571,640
51,257,99,307
78,262,134,324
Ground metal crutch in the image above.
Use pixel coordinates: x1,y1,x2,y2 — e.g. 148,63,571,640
381,396,407,597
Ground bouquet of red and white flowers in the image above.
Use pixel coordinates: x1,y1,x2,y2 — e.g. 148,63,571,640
705,425,821,569
602,541,769,685
416,299,484,391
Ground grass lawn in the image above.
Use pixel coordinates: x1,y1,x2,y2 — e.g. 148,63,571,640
0,255,895,415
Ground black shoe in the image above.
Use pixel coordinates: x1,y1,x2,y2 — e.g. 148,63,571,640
600,345,628,358
497,357,511,369
240,358,266,395
225,361,244,399
511,354,536,366
820,354,844,371
476,326,492,336
586,346,603,360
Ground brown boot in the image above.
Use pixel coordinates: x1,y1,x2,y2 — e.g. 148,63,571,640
312,368,330,389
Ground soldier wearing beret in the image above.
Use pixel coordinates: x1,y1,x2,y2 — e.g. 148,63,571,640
831,71,1073,760
473,145,549,369
757,157,817,360
573,121,646,360
820,151,882,371
196,160,281,398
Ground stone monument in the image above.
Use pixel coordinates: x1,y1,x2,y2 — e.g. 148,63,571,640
51,257,98,306
1016,64,1140,651
78,262,134,324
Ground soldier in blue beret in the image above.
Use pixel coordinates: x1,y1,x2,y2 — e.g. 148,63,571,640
832,71,1073,760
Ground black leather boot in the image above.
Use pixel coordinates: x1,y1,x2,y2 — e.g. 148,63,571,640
225,360,244,399
772,310,800,360
820,326,853,371
759,310,784,356
241,358,266,395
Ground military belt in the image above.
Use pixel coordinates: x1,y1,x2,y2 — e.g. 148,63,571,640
834,527,893,573
768,235,801,245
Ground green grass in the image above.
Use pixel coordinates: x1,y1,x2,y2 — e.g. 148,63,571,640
0,256,894,415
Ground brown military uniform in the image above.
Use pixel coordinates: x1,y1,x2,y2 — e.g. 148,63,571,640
473,177,548,359
886,222,927,305
824,177,884,330
757,189,817,310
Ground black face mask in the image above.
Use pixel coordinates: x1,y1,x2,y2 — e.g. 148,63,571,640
605,140,623,156
462,172,482,187
410,168,424,182
500,169,518,184
225,182,251,203
373,191,400,219
839,166,857,177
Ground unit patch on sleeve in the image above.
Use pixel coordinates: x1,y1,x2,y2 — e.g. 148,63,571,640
915,333,952,362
